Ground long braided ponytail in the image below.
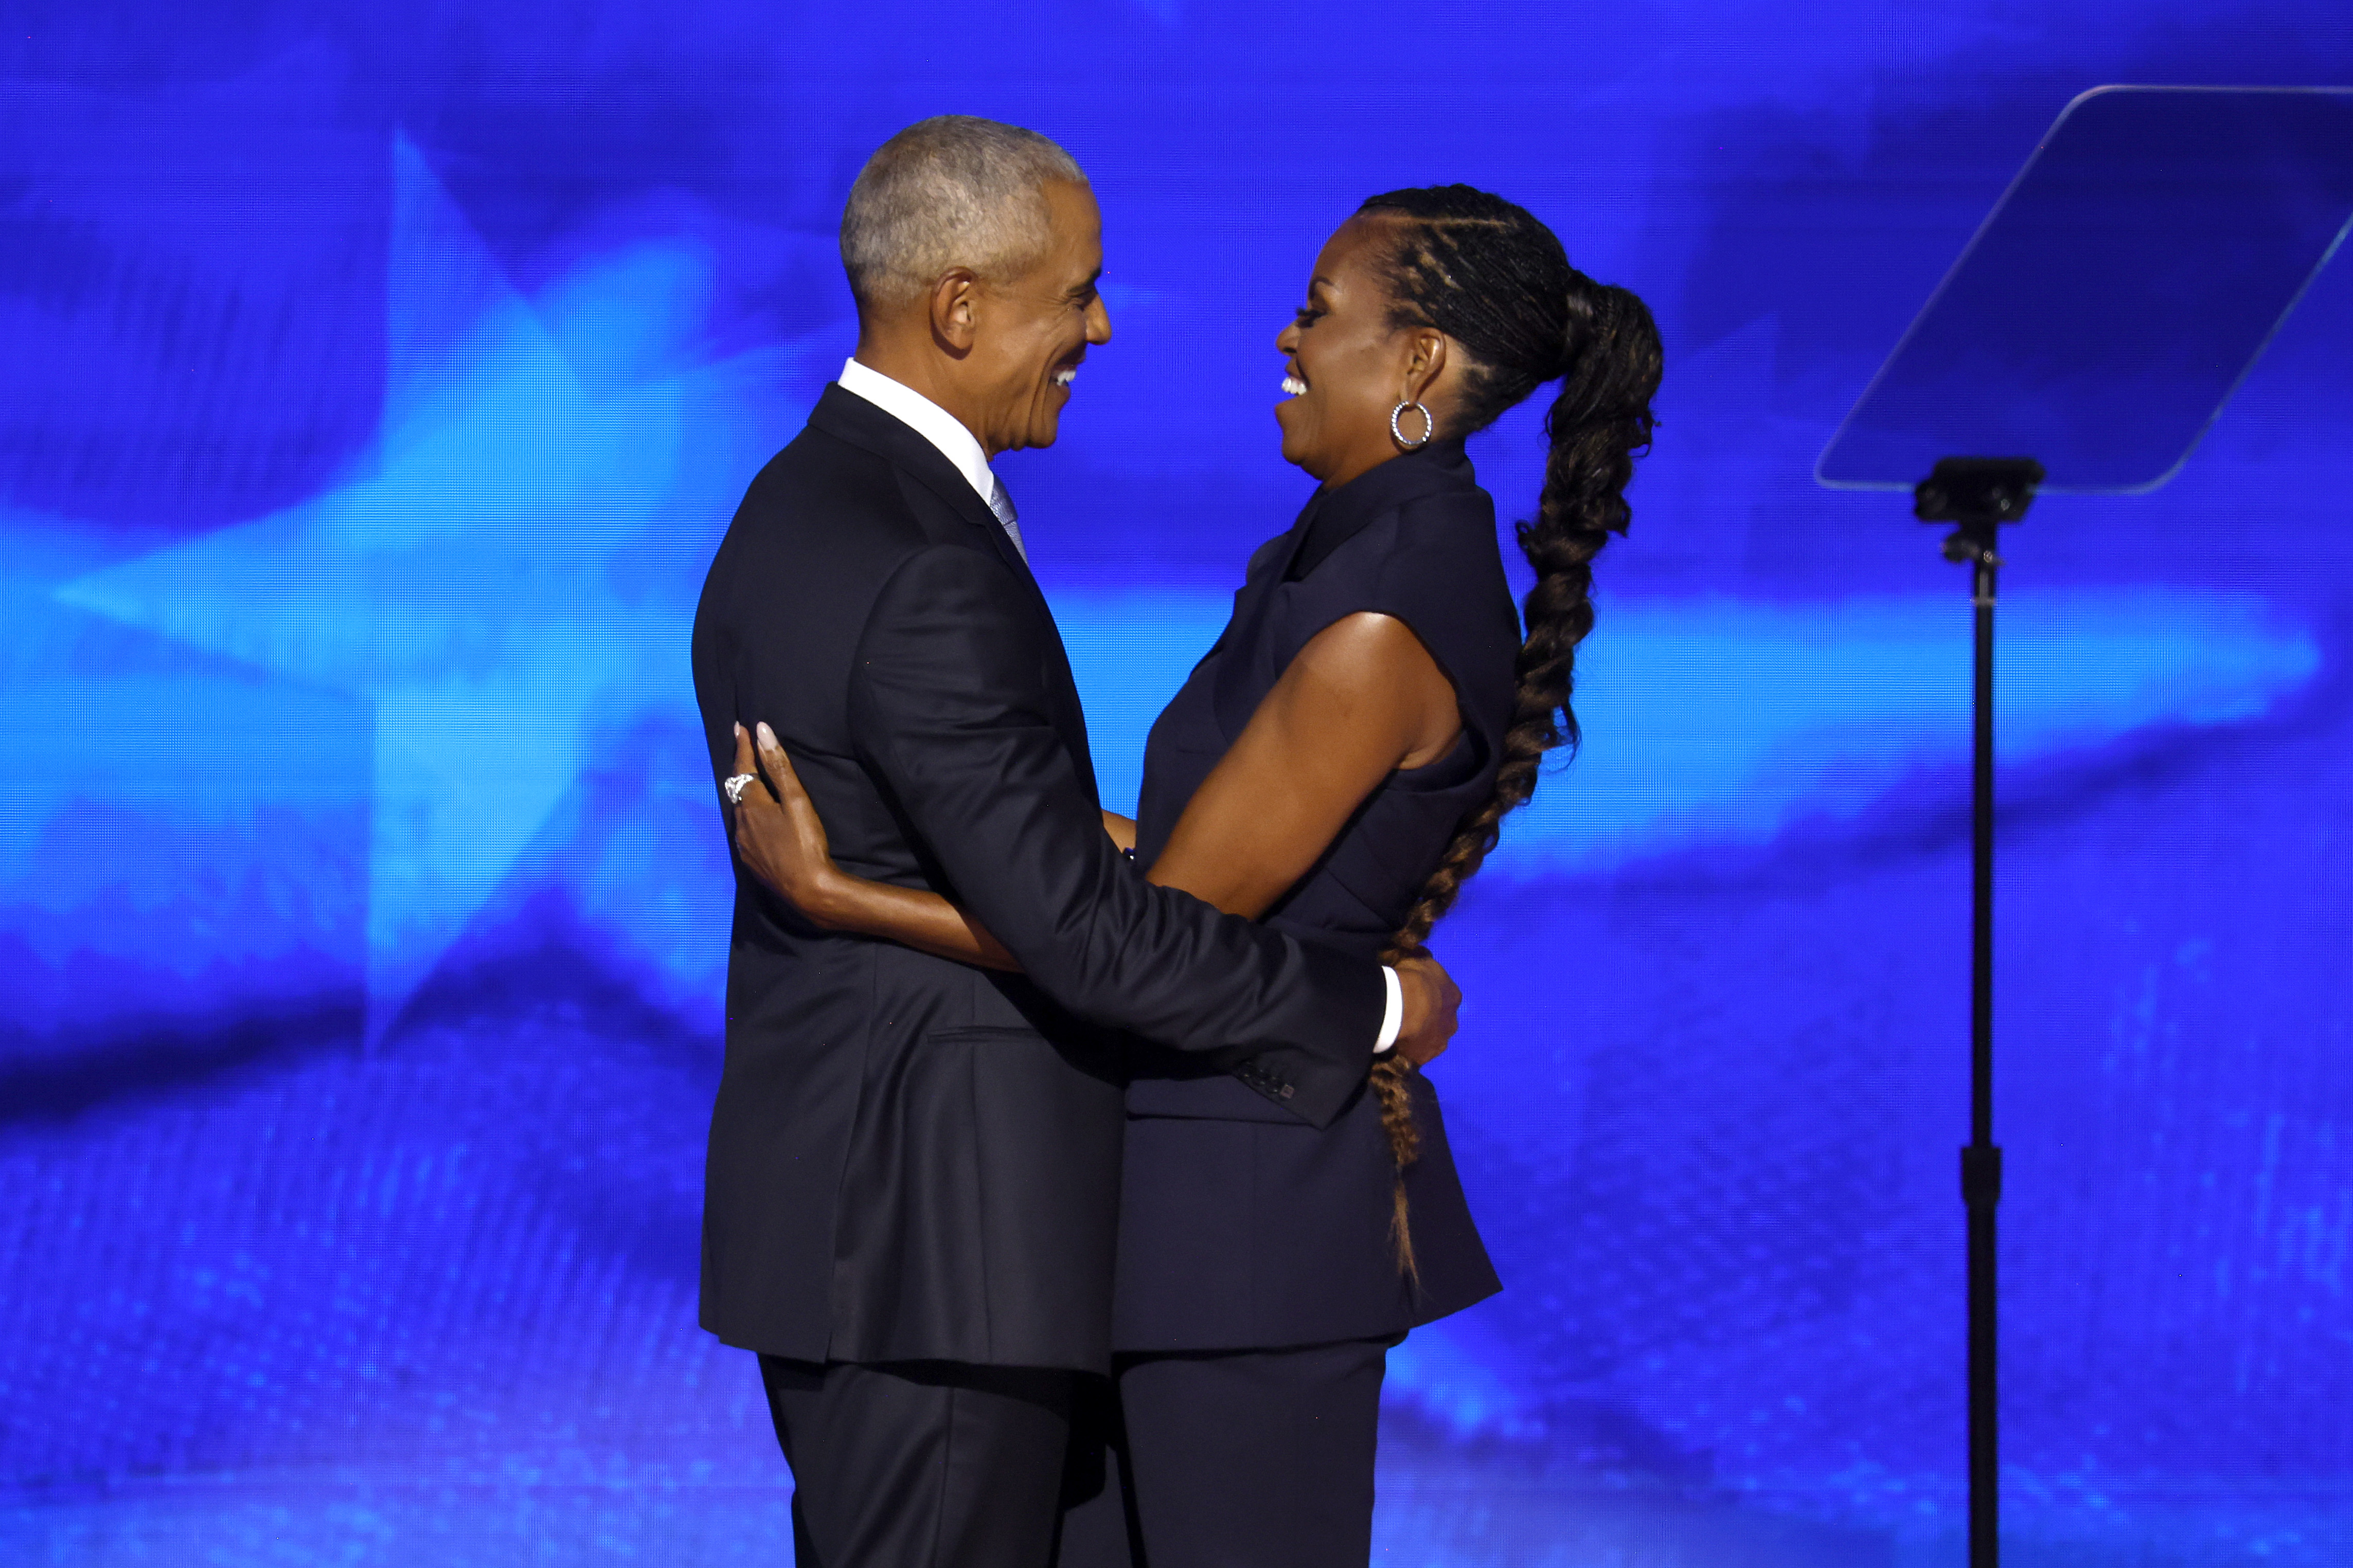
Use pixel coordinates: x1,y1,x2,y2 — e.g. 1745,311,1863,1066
1355,186,1663,1280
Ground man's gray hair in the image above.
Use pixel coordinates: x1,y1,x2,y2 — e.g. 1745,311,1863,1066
840,116,1087,310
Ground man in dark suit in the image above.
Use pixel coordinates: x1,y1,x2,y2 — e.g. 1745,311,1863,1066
689,117,1458,1567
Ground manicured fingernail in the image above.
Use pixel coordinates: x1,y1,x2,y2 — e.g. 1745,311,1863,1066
757,722,776,744
734,722,744,736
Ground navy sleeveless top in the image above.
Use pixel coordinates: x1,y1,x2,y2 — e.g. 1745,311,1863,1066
1112,440,1516,1351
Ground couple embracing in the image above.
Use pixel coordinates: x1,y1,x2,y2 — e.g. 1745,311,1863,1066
691,115,1661,1567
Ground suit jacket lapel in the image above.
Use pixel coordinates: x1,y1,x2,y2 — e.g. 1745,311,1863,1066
810,387,1049,608
808,386,1098,798
1209,495,1322,737
811,384,1001,531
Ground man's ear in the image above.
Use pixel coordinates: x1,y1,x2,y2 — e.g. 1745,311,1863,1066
929,268,981,356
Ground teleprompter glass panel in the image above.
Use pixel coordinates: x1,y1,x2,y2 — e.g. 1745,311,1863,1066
1818,86,2353,494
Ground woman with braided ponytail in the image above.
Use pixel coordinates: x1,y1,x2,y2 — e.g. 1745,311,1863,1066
729,185,1660,1565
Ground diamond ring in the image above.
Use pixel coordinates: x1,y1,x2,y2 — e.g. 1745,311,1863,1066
722,773,759,805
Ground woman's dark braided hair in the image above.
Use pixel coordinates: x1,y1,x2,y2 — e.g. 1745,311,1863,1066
1358,185,1663,1281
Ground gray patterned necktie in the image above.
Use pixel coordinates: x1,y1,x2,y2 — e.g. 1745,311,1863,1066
985,475,1027,564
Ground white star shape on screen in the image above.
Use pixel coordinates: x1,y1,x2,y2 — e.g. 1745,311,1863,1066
58,137,800,1036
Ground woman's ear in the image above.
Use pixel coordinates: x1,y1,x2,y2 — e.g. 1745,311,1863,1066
929,268,980,355
1401,328,1450,405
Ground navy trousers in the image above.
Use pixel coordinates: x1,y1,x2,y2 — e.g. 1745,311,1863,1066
761,1356,1077,1568
1057,1336,1397,1568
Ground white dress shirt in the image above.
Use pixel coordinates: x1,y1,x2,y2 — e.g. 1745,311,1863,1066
837,356,997,507
830,357,1404,1057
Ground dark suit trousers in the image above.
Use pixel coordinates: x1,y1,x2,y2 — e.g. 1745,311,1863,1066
1056,1336,1399,1568
762,1356,1077,1568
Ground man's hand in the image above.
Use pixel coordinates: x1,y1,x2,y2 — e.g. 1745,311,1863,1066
1391,951,1460,1068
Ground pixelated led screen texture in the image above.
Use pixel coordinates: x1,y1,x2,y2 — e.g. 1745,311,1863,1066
3,3,2351,1564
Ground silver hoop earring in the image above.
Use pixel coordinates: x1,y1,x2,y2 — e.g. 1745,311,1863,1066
1390,400,1434,450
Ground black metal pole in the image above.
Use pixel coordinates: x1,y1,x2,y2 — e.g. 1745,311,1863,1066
1916,457,2035,1567
1963,546,2004,1567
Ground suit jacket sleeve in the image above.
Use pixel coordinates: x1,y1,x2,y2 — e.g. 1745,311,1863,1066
847,543,1382,1127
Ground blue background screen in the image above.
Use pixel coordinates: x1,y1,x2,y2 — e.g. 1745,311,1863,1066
3,4,2350,1563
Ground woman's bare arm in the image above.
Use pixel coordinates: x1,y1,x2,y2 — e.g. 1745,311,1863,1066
727,610,1455,961
1145,612,1458,918
727,723,1021,970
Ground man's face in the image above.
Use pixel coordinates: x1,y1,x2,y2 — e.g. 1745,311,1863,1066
963,179,1111,454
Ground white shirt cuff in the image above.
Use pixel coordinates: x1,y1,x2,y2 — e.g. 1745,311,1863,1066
1375,965,1404,1056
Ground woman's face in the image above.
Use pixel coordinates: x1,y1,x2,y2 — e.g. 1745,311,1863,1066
1274,214,1449,487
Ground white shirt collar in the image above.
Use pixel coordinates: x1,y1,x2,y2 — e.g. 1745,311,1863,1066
835,357,997,508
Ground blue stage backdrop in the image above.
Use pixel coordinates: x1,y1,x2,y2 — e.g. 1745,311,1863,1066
4,4,2350,1564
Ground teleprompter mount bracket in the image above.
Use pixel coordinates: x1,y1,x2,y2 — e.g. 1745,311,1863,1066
1915,456,2046,567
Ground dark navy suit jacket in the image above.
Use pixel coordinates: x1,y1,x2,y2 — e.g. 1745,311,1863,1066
1115,440,1510,1352
689,385,1385,1374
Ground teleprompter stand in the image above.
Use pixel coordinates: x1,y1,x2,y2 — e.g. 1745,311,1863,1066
1916,455,2040,1562
1818,87,2353,1565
